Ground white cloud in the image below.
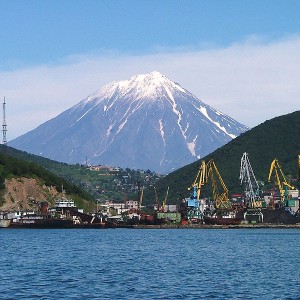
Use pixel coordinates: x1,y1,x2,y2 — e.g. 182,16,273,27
1,35,300,140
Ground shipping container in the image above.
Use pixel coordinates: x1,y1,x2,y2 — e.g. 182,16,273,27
287,200,295,207
157,212,181,223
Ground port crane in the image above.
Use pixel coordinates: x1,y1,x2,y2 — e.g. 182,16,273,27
298,155,300,181
161,186,169,212
139,186,144,210
186,161,206,220
189,160,206,202
206,159,231,210
240,152,263,222
268,159,294,205
239,152,260,207
153,186,159,211
186,159,230,221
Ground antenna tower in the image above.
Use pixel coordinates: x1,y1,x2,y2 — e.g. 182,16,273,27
2,97,7,144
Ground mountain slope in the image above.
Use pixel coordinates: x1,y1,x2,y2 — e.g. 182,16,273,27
146,110,300,204
0,148,95,210
0,145,161,202
9,71,248,173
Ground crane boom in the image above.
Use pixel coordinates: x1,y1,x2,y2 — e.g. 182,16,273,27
186,159,230,222
240,152,260,207
206,159,230,209
139,187,144,209
298,155,300,181
154,186,159,210
268,159,294,202
189,160,206,200
162,186,169,211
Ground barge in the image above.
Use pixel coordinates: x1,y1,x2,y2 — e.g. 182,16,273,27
203,215,243,225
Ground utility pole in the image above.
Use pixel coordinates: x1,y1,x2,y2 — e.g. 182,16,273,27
2,97,7,144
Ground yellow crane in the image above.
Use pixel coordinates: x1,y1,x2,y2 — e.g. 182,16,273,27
185,161,207,220
187,159,230,209
268,159,294,203
153,186,159,210
298,155,300,181
161,186,169,212
206,159,231,209
185,159,231,222
188,160,207,201
139,186,144,210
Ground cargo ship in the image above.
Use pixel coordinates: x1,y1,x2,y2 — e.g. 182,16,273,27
9,215,74,228
2,199,114,229
203,209,244,225
6,214,114,229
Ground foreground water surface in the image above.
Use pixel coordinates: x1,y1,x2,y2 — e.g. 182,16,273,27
0,228,299,299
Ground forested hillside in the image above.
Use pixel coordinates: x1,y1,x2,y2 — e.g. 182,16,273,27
0,145,161,202
0,150,93,202
3,110,300,206
145,111,300,205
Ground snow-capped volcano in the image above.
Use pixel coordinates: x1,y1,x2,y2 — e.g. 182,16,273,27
87,71,187,102
9,71,248,173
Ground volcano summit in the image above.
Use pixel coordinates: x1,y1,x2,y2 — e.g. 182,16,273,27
10,71,248,173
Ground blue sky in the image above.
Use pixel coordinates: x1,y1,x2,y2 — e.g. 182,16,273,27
1,0,299,68
0,0,300,139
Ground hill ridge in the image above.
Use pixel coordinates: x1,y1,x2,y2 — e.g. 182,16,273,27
146,110,300,204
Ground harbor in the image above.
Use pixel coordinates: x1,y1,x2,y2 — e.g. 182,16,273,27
0,153,299,229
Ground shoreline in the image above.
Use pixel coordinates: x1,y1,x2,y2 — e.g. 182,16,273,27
130,223,300,229
2,222,299,229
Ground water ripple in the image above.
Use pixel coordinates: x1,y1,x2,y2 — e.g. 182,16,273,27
0,228,299,299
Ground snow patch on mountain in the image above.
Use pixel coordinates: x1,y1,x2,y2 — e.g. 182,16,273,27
187,135,198,157
74,107,93,124
159,119,166,146
198,106,237,139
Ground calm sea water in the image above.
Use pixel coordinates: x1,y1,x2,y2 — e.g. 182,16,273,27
0,228,299,300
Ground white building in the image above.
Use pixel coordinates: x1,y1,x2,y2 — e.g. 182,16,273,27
125,200,139,210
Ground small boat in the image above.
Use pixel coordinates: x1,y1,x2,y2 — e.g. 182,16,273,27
0,219,11,228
